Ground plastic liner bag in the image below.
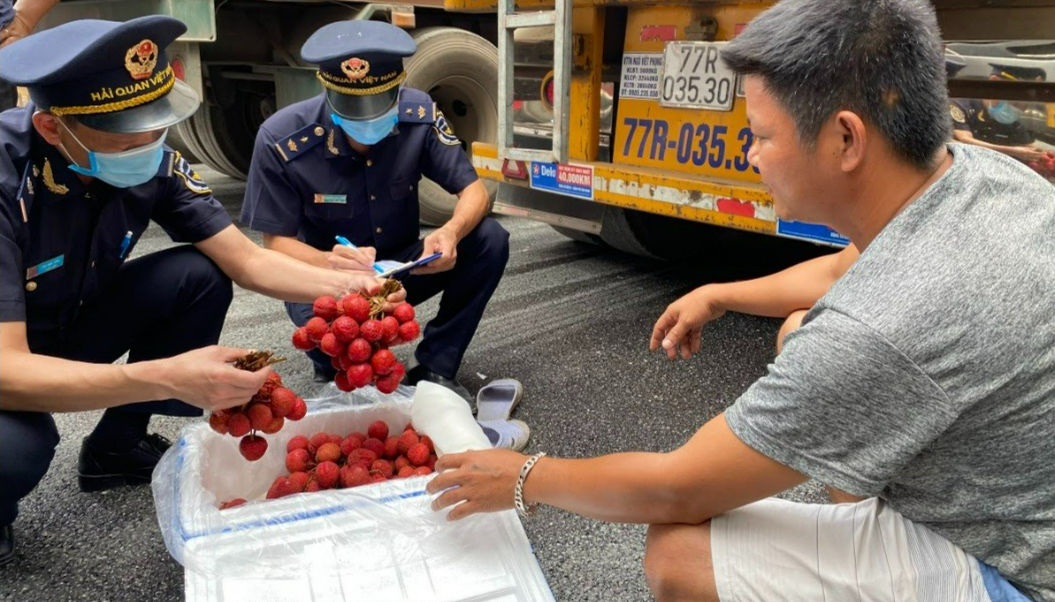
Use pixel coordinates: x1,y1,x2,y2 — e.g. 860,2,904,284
153,382,554,602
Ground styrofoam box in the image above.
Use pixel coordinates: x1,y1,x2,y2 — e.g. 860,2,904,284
152,394,555,602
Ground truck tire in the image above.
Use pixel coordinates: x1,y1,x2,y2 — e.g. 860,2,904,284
405,27,499,226
599,207,735,260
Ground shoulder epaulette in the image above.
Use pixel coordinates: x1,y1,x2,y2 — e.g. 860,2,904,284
273,123,328,162
398,98,437,124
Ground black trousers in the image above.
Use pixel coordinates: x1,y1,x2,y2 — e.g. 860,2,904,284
0,246,232,525
287,217,509,379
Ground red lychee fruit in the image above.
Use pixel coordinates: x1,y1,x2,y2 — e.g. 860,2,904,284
392,302,415,324
363,437,385,458
342,295,371,323
394,456,410,472
346,338,372,363
349,448,378,466
340,435,362,457
420,435,435,454
340,465,370,488
288,471,311,492
381,316,400,341
375,372,401,394
315,442,342,464
305,480,322,493
370,349,396,376
367,420,389,441
407,442,430,467
287,435,310,453
383,436,400,459
315,461,340,489
260,415,284,435
370,459,394,479
270,387,296,418
208,412,230,435
360,319,384,342
347,432,367,445
334,371,354,392
291,327,314,351
286,448,314,473
266,476,293,499
347,363,374,388
247,403,273,431
309,432,331,454
312,296,341,321
287,397,307,421
371,473,387,483
397,466,416,478
398,320,421,342
390,362,406,383
413,466,433,476
239,435,268,461
427,454,437,471
319,333,344,358
397,431,420,456
305,317,330,343
331,316,360,343
227,413,251,438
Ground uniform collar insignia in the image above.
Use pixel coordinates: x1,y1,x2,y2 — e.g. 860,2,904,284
42,158,70,195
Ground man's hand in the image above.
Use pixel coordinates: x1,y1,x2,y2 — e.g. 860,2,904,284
0,13,33,47
1009,145,1046,163
160,346,273,412
327,243,376,273
363,278,407,312
413,227,458,275
426,449,527,520
650,286,726,360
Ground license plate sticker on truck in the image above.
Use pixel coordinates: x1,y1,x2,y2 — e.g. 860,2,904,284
659,42,736,111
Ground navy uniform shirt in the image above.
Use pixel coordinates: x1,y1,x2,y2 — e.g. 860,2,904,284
950,99,1033,147
240,88,478,255
0,104,232,348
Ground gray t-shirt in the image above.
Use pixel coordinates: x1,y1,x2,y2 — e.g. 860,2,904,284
726,143,1055,601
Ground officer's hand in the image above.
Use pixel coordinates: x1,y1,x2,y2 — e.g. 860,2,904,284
649,286,726,360
1010,145,1046,163
427,449,527,520
365,279,407,312
414,227,458,275
162,346,273,412
0,14,34,48
328,244,377,273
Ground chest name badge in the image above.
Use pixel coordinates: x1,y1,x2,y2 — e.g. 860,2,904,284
26,255,65,280
314,194,347,204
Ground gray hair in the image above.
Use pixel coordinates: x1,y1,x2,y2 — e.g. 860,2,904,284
723,0,951,169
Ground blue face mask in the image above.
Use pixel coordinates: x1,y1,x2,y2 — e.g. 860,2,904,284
989,101,1022,125
59,120,168,188
331,108,398,146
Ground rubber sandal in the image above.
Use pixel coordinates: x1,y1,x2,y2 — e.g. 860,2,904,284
475,378,523,422
478,419,531,452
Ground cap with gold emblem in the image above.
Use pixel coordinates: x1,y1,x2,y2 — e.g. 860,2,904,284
300,20,417,120
989,63,1047,82
0,16,199,133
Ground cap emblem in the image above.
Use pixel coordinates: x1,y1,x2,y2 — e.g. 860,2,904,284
125,39,159,80
341,57,370,81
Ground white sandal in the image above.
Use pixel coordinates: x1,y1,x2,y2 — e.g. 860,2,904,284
475,378,523,421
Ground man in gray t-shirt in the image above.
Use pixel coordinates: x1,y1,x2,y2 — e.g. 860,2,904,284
419,1,1054,600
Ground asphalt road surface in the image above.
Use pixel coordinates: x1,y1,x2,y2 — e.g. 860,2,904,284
0,166,833,602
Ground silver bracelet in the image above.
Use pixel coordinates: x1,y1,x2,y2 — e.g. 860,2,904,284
514,452,546,518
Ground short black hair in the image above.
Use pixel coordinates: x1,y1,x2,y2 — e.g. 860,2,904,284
723,0,951,169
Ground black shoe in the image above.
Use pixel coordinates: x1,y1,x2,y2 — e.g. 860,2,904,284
406,365,474,406
313,364,338,383
0,524,13,566
77,433,172,492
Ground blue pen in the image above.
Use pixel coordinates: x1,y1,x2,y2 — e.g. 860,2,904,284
335,236,384,273
118,230,133,259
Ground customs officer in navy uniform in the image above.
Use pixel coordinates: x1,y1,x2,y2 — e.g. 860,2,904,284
950,64,1047,163
241,20,510,405
0,16,400,565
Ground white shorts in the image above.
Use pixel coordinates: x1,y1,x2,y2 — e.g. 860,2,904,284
711,498,1024,602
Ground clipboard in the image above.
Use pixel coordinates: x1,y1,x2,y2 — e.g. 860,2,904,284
376,253,443,278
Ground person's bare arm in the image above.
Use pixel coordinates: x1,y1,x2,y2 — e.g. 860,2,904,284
413,179,490,275
196,225,392,304
0,0,62,47
0,322,270,412
429,413,806,523
651,244,859,359
952,129,1045,162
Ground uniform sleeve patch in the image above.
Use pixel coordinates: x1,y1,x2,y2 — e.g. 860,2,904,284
434,111,461,146
949,104,966,124
173,152,212,195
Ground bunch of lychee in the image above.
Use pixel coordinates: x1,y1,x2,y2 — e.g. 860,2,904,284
291,279,421,394
217,420,437,508
209,351,308,462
